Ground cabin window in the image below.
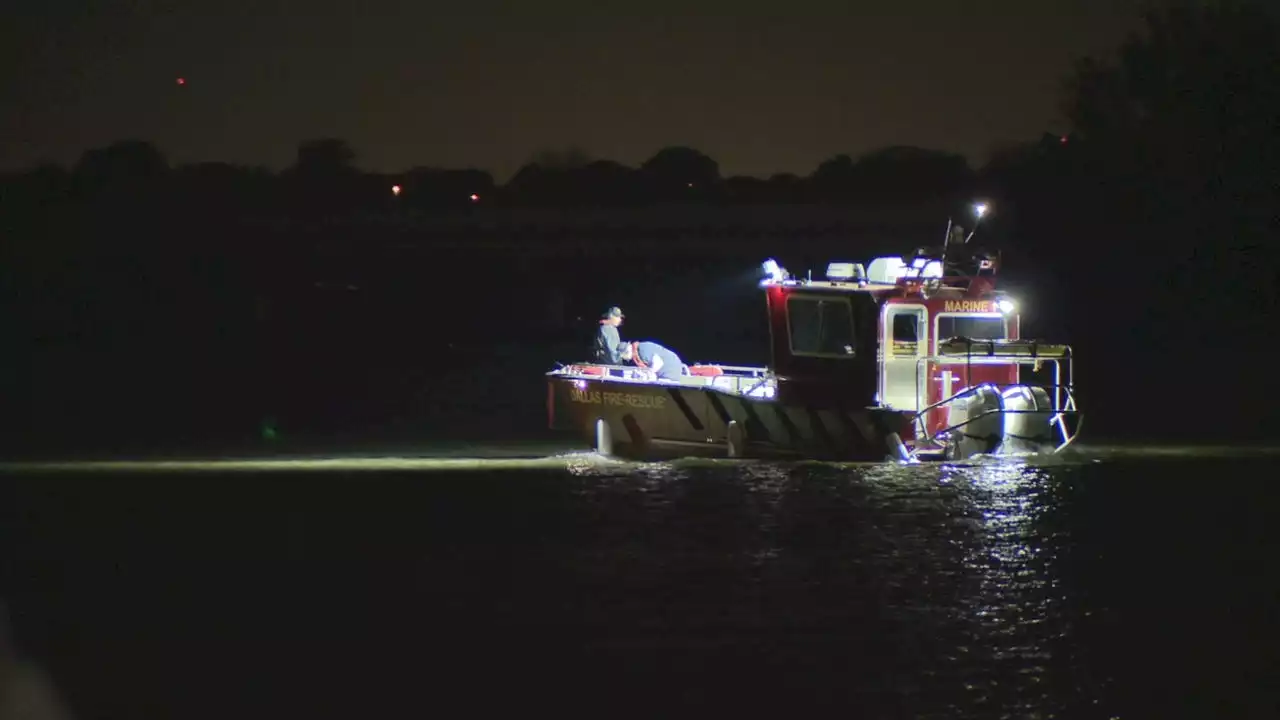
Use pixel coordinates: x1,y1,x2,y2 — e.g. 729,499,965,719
891,313,920,356
787,296,856,357
937,315,1006,340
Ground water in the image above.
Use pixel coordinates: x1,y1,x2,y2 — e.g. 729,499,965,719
1,447,1276,719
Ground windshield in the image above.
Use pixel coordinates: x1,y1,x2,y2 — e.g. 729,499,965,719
936,315,1006,340
787,295,857,357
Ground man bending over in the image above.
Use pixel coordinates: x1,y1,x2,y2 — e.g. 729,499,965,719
618,341,689,381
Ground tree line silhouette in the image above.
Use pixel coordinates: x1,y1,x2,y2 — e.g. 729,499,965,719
1,1,1277,451
3,140,978,218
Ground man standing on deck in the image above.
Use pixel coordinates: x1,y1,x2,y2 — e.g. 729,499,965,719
591,306,625,364
618,340,689,380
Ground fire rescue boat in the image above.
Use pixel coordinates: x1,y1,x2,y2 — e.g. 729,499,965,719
546,209,1081,462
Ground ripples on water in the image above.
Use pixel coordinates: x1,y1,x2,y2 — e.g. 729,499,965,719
2,450,1276,718
554,456,1097,718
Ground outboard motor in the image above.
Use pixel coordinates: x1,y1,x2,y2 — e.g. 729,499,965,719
998,385,1055,454
944,384,1004,459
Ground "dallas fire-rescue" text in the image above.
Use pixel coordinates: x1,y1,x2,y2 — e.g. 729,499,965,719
569,388,668,409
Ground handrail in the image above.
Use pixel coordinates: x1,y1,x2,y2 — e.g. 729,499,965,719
549,362,776,395
912,382,1078,424
741,376,774,396
935,338,1073,359
914,382,987,416
913,338,1076,425
551,362,767,376
704,364,770,376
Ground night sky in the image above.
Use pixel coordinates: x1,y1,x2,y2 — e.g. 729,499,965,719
5,0,1152,179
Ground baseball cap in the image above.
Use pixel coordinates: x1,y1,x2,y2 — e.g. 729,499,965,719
602,306,624,319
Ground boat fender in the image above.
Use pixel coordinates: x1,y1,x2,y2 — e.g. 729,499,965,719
726,420,745,458
594,418,612,456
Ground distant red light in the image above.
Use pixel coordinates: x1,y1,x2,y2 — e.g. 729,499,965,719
176,77,186,85
391,185,402,196
469,193,479,202
1060,135,1068,143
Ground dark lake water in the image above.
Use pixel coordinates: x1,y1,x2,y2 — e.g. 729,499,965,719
2,446,1277,719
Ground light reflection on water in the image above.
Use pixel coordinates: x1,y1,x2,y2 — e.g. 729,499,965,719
555,455,1105,717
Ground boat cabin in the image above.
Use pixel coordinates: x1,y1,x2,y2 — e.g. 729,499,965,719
760,249,1030,439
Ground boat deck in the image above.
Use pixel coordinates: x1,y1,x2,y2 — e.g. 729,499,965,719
548,363,777,399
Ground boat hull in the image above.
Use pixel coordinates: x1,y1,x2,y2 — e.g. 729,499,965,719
547,375,915,462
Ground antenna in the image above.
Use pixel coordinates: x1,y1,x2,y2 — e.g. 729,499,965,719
964,202,989,244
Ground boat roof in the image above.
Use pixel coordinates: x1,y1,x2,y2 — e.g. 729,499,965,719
762,278,893,293
760,251,1000,300
761,277,996,300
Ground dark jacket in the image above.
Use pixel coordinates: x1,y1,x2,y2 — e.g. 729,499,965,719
592,322,621,364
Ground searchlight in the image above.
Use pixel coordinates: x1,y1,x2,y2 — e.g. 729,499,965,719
996,298,1016,314
761,258,786,285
